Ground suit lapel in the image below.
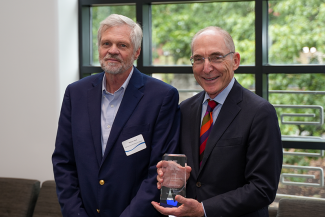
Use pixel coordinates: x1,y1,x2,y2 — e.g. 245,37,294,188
189,92,205,178
199,80,243,172
87,72,105,167
101,68,144,164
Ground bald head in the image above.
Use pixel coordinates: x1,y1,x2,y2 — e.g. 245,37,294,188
191,26,235,54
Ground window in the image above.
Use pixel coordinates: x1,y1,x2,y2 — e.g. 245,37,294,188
151,2,255,66
268,1,325,65
79,0,325,204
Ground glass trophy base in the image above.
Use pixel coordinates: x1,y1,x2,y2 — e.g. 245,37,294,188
160,200,179,208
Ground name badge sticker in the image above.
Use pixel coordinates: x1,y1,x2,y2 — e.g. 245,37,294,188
122,134,146,156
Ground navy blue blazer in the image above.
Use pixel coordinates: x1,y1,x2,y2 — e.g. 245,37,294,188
52,67,180,217
179,80,283,217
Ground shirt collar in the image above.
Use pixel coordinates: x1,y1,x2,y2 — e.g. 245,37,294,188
202,77,235,105
102,66,134,94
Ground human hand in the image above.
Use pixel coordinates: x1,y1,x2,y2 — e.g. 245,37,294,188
156,160,192,189
151,195,204,217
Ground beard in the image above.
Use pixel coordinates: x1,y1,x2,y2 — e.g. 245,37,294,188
99,53,135,75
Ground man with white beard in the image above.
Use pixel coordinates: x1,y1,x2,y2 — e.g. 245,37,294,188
52,14,180,217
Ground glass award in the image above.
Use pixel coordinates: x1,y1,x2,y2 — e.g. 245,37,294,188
160,154,187,207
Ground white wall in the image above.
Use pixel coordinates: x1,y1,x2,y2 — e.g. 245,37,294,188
0,0,78,183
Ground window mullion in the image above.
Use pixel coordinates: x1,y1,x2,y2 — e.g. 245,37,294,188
136,3,152,71
255,0,268,100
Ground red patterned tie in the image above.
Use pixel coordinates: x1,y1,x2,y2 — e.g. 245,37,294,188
200,99,218,167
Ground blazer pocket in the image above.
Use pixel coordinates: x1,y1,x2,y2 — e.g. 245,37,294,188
121,123,151,136
216,137,242,147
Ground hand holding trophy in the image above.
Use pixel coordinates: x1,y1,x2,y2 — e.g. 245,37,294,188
152,154,202,217
158,154,187,207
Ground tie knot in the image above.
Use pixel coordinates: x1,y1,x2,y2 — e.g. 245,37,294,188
207,99,218,112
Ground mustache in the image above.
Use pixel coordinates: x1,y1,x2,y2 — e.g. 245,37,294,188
104,54,122,62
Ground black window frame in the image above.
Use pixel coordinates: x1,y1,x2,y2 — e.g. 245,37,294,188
78,0,325,150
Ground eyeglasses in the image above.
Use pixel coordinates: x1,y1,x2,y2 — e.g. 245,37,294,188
190,52,234,65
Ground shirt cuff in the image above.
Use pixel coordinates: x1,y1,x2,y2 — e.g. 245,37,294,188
202,202,207,217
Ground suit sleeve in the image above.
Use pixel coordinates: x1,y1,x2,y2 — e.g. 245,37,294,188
120,87,181,217
52,85,89,217
203,101,283,217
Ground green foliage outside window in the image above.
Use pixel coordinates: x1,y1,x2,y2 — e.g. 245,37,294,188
269,0,325,64
152,1,255,65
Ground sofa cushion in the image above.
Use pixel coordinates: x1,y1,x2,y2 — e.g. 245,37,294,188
0,177,40,217
268,206,278,217
277,198,325,217
32,180,62,217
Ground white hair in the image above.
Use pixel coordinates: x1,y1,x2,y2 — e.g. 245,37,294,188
97,14,143,52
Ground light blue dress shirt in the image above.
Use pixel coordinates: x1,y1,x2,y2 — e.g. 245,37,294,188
101,68,134,156
200,77,235,125
200,77,235,217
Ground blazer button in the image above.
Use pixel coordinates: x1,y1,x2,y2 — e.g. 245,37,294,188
196,182,201,187
99,180,105,185
97,209,100,213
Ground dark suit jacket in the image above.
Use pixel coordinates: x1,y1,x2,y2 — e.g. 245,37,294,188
52,67,180,217
180,80,282,217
